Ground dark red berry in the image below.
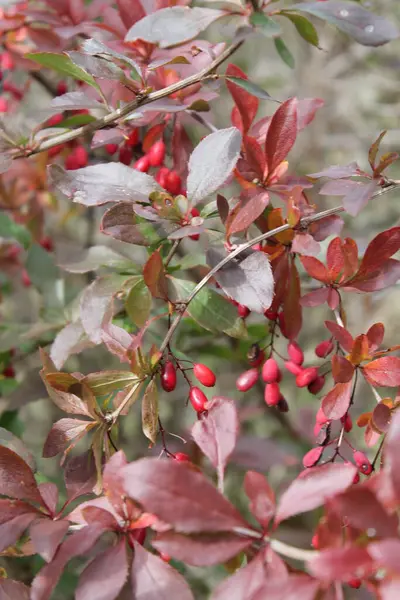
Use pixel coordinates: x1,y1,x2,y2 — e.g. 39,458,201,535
238,304,250,319
262,358,281,383
296,367,318,388
105,143,118,155
56,81,68,96
165,170,182,195
264,308,278,321
161,361,177,392
40,237,54,252
348,578,361,589
134,155,150,172
174,452,190,463
264,382,280,406
236,368,259,392
189,386,208,412
353,451,373,475
287,341,304,365
3,365,15,378
125,129,139,147
148,140,166,167
315,339,334,358
284,360,303,376
308,375,325,395
74,145,88,168
155,166,169,188
119,145,132,165
193,363,216,387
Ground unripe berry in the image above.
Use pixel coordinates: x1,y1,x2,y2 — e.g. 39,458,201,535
308,374,325,395
287,341,304,365
134,155,150,172
315,339,334,358
341,413,353,433
348,579,361,589
155,166,169,188
160,361,177,392
165,170,182,195
264,382,280,406
148,140,166,167
236,368,259,392
238,304,250,319
56,81,68,96
296,367,318,388
174,452,190,463
262,358,281,383
284,360,303,376
193,363,216,387
105,143,118,155
189,386,208,413
3,365,15,378
353,450,373,475
118,145,132,165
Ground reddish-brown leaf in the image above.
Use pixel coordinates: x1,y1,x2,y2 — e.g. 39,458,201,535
227,190,269,237
0,446,43,505
0,512,39,553
226,64,259,134
117,0,145,29
30,519,69,563
348,258,400,292
131,540,194,600
122,458,249,533
300,287,329,308
372,403,392,433
369,539,400,574
300,256,329,283
308,545,374,582
331,355,354,384
0,579,30,600
367,322,385,352
368,130,387,170
322,381,353,420
282,260,302,340
103,450,128,515
363,357,400,387
210,549,268,600
324,321,353,352
63,451,97,501
43,418,93,459
275,463,356,524
172,121,192,180
244,471,275,528
375,152,399,176
359,227,400,275
192,397,238,487
143,250,168,300
265,98,298,177
242,135,266,179
76,539,128,600
153,530,252,567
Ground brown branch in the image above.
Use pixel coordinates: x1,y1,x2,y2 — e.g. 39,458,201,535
12,41,243,159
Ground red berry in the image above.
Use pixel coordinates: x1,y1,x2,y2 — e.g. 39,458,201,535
134,155,150,172
174,452,190,463
287,341,304,365
308,375,325,395
165,170,182,195
65,154,80,170
47,113,64,127
191,207,200,217
3,365,15,378
0,97,8,113
264,308,278,321
238,304,250,319
189,386,208,413
190,234,200,241
303,446,324,468
119,145,132,165
341,413,353,433
348,578,361,589
40,237,54,252
148,140,166,167
56,81,68,96
284,360,303,376
353,451,373,475
125,129,139,147
315,339,334,358
161,361,177,392
193,363,216,387
236,368,259,392
155,166,169,188
262,358,281,383
105,143,118,155
264,382,280,406
48,144,65,158
277,395,289,412
74,145,88,168
21,269,31,287
296,367,318,388
353,472,360,484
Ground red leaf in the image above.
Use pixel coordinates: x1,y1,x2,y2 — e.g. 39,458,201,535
117,0,145,29
31,524,106,600
172,122,192,180
131,541,194,600
297,98,324,130
300,287,329,308
0,446,43,505
123,458,249,533
369,539,400,574
310,214,344,242
243,136,266,179
300,256,329,283
0,579,30,600
43,418,93,459
251,574,320,600
143,250,168,300
384,410,400,502
76,539,128,600
0,512,39,553
275,463,356,524
192,397,238,487
282,260,302,340
291,233,320,257
63,451,97,502
308,162,360,179
359,227,400,274
265,98,298,176
153,530,252,567
348,258,400,292
244,471,275,528
331,356,354,384
303,446,324,468
363,357,400,387
330,487,398,537
367,322,385,353
324,321,353,352
227,190,269,237
226,64,259,134
326,237,358,282
308,546,374,582
342,180,378,216
322,381,353,420
30,519,69,563
372,403,391,433
103,450,128,515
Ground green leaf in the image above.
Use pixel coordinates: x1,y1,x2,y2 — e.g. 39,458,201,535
225,76,275,101
0,213,31,249
250,12,282,37
169,278,247,339
274,37,295,68
59,114,97,128
25,244,60,290
83,371,139,397
142,379,158,445
280,12,319,47
26,53,101,91
125,279,152,328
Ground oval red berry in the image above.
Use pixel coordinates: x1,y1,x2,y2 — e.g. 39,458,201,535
189,386,208,412
287,341,304,365
160,361,177,392
236,368,259,392
193,363,216,387
148,140,166,167
262,358,281,383
296,367,318,388
264,382,280,406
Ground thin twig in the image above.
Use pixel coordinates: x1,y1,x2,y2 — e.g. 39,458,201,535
164,240,181,268
12,41,243,159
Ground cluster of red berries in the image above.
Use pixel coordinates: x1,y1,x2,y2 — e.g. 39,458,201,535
160,360,216,415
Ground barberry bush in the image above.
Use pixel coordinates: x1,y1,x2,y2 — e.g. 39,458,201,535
0,0,400,598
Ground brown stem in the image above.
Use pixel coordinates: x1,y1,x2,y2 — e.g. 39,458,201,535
12,41,243,159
